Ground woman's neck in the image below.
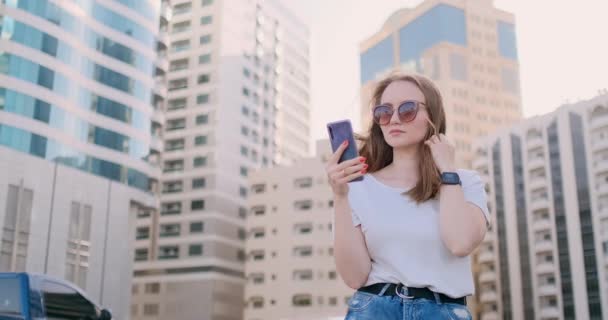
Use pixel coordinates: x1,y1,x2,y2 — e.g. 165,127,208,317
382,145,420,181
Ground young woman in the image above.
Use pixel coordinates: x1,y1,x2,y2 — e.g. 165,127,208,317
326,73,489,319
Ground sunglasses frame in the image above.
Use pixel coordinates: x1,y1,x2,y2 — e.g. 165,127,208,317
372,100,427,125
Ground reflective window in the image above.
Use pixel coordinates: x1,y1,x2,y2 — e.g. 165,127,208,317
42,281,98,319
0,124,151,191
497,21,518,60
398,4,466,72
449,53,467,81
0,17,153,74
0,89,150,159
360,36,393,84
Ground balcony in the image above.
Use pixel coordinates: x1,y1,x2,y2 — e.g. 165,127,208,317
473,157,488,171
539,306,561,318
479,290,498,303
594,159,608,174
596,183,608,197
527,157,546,170
160,2,172,23
592,138,608,153
480,311,499,320
479,270,496,282
536,262,555,274
590,112,608,131
528,176,547,190
478,251,494,263
530,197,550,211
532,218,552,232
527,135,544,149
535,240,554,252
150,135,163,153
538,284,558,296
154,76,168,98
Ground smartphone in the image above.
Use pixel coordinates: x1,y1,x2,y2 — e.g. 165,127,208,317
327,119,363,182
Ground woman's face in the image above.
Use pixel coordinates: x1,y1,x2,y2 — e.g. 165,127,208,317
376,80,431,149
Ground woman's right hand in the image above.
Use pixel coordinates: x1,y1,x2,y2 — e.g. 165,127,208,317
325,140,368,198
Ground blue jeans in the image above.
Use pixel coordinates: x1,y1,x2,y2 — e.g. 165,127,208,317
345,289,472,320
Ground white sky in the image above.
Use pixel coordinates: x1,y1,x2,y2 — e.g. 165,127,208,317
282,0,608,149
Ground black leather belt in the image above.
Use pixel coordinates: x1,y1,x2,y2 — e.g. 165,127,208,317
359,283,467,306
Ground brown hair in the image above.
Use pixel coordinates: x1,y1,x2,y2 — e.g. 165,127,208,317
357,73,447,203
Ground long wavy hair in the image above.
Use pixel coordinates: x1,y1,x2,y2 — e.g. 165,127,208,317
358,73,447,203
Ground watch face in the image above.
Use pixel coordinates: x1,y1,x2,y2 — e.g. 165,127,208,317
442,172,460,184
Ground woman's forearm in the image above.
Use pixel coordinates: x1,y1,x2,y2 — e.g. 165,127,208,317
438,185,486,257
333,195,372,289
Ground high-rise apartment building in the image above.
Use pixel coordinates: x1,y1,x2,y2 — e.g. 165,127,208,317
0,0,166,318
472,92,608,320
359,0,522,168
131,0,310,319
244,140,353,320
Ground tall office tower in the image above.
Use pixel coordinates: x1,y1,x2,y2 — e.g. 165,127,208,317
0,0,166,318
244,140,353,320
472,92,608,320
131,0,310,319
359,0,522,168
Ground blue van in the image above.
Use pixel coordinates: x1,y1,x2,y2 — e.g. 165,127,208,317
0,273,112,320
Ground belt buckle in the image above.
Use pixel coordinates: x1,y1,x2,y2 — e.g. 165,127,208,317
394,284,414,299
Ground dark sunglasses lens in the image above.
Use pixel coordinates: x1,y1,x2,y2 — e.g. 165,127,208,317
373,105,392,124
398,101,418,122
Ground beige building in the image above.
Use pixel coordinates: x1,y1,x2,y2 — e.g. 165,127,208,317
359,0,522,168
131,0,310,319
244,140,353,320
472,91,608,320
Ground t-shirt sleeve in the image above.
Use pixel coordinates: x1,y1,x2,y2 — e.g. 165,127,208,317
461,169,491,229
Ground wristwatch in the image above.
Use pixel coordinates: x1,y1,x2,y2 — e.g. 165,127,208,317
440,172,461,185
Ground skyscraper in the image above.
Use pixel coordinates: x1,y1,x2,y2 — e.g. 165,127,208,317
472,92,608,320
131,0,310,319
0,0,166,318
359,0,522,168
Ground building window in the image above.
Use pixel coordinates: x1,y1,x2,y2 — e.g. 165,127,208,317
161,202,182,215
173,2,192,14
192,178,206,189
240,166,248,177
189,244,203,256
195,135,208,146
168,98,187,110
251,227,265,238
171,40,190,52
251,205,266,216
294,177,313,189
294,200,313,211
243,68,250,78
172,21,191,34
201,0,213,6
191,200,205,211
328,271,337,280
251,184,266,193
165,138,185,151
134,248,148,261
196,94,209,104
200,35,212,45
292,294,312,307
198,74,210,84
190,222,204,233
250,273,264,284
65,202,92,289
169,59,189,72
159,223,180,237
239,186,247,198
293,269,313,280
199,54,211,64
294,223,313,234
193,156,207,167
144,283,160,294
136,227,149,240
240,146,249,156
166,118,186,130
143,304,159,316
293,246,313,257
162,180,183,194
251,250,265,261
242,87,250,96
200,16,212,25
250,296,264,309
158,246,179,260
241,106,249,116
196,114,209,125
241,126,249,136
163,159,184,173
329,297,337,306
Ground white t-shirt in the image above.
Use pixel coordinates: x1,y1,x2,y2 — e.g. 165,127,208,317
339,169,490,298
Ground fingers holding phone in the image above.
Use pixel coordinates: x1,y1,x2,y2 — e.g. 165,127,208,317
325,140,368,197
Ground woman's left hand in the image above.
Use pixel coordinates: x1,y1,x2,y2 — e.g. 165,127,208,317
424,134,456,172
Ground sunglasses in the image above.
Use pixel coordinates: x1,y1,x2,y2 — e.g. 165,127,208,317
372,100,426,125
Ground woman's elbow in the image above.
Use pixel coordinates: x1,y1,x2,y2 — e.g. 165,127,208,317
445,242,475,257
344,277,367,290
